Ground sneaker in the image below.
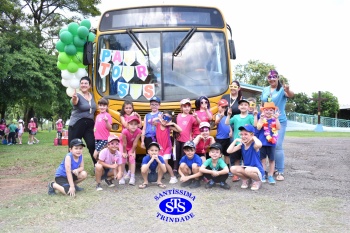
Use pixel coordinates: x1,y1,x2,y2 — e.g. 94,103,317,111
241,179,249,189
119,178,125,185
205,179,216,189
124,171,131,180
180,179,193,187
36,140,40,144
129,177,135,186
173,170,179,178
202,176,209,183
261,175,266,183
251,181,262,191
232,175,240,182
169,176,178,184
228,172,233,177
268,175,276,185
219,182,231,190
7,143,12,146
48,182,56,195
96,183,103,191
105,179,115,187
75,185,84,191
189,179,201,189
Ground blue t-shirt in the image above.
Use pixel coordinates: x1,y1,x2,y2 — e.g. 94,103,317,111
141,155,165,172
258,118,277,147
216,115,231,139
261,86,288,123
241,142,264,176
55,152,83,177
144,112,159,137
179,154,202,168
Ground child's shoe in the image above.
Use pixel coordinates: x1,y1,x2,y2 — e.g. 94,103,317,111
251,181,262,191
189,179,201,189
119,177,126,185
129,177,135,186
219,182,230,190
232,175,240,182
105,179,115,187
124,170,131,180
169,176,178,184
268,175,276,185
96,183,103,191
75,185,84,191
261,175,266,183
48,182,56,195
240,179,249,189
205,179,216,189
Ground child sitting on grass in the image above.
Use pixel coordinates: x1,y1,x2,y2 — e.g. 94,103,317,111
48,138,87,196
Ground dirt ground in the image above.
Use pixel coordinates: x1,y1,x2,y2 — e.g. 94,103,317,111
1,137,350,232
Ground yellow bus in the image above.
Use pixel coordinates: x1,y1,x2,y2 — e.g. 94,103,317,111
86,5,237,153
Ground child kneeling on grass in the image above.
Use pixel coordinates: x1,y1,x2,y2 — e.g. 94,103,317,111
227,124,264,191
199,143,230,190
95,135,123,191
48,138,87,196
139,142,167,189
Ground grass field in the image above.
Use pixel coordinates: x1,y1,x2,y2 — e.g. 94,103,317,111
0,130,349,232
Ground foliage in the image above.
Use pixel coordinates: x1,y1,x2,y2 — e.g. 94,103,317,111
309,91,339,118
288,92,311,114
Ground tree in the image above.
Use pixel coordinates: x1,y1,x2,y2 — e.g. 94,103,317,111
309,91,339,118
288,92,311,114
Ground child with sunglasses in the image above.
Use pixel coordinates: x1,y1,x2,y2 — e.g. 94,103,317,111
193,122,215,162
192,96,213,138
151,111,182,184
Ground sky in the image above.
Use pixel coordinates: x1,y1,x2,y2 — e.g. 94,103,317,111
91,0,350,105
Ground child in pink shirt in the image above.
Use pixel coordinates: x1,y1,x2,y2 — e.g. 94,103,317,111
192,96,213,138
174,98,200,175
56,119,63,139
120,100,142,130
93,98,112,160
151,111,182,184
120,116,142,185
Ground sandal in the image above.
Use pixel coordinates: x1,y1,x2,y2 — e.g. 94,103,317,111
138,183,149,189
276,173,285,181
157,183,166,189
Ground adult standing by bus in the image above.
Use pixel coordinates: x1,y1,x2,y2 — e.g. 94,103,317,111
261,70,294,181
68,76,97,166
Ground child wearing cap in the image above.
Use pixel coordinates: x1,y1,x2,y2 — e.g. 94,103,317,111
225,99,254,182
139,142,167,189
151,111,182,184
227,124,264,191
141,96,161,150
215,99,232,173
95,135,123,191
120,116,142,185
199,143,230,190
17,119,24,145
174,98,200,175
93,98,112,161
178,141,203,188
192,96,213,139
7,119,17,145
193,122,215,162
256,102,280,184
48,138,87,196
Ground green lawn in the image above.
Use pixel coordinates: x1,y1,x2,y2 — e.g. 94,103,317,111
286,131,350,137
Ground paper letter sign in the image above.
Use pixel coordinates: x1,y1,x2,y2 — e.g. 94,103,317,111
111,65,122,81
143,84,155,100
100,49,111,62
129,84,142,100
99,62,111,78
112,50,123,65
122,66,134,82
118,82,129,98
135,65,148,81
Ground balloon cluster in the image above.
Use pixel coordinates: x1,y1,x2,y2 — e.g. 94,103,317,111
55,19,95,97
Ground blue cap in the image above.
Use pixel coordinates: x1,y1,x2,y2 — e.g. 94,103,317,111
150,96,161,103
238,124,255,133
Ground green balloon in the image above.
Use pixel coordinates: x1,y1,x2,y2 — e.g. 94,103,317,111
67,62,79,73
78,63,87,68
76,46,84,52
65,44,77,56
77,26,89,39
72,52,84,64
57,61,68,70
80,19,91,29
55,40,65,52
58,52,71,64
59,28,68,36
73,35,86,47
88,32,96,42
68,22,79,36
60,31,73,44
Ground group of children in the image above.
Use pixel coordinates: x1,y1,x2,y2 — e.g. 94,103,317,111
48,95,281,196
0,118,29,145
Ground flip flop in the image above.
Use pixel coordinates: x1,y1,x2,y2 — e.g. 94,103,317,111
157,183,166,189
138,183,149,189
276,173,285,181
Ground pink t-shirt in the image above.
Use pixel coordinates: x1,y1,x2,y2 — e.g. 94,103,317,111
176,114,196,142
98,147,122,165
94,112,112,140
156,124,172,156
28,122,37,132
56,122,63,132
192,110,212,138
121,114,132,130
121,128,142,151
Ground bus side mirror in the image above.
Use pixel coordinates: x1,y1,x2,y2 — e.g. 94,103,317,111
83,42,93,65
229,39,236,60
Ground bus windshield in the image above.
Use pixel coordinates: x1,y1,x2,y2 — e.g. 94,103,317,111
96,30,229,101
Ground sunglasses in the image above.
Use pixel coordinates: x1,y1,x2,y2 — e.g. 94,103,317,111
249,102,256,108
162,115,172,122
229,85,239,89
199,127,210,132
267,75,278,80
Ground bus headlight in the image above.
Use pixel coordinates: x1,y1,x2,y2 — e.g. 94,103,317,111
112,123,119,131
